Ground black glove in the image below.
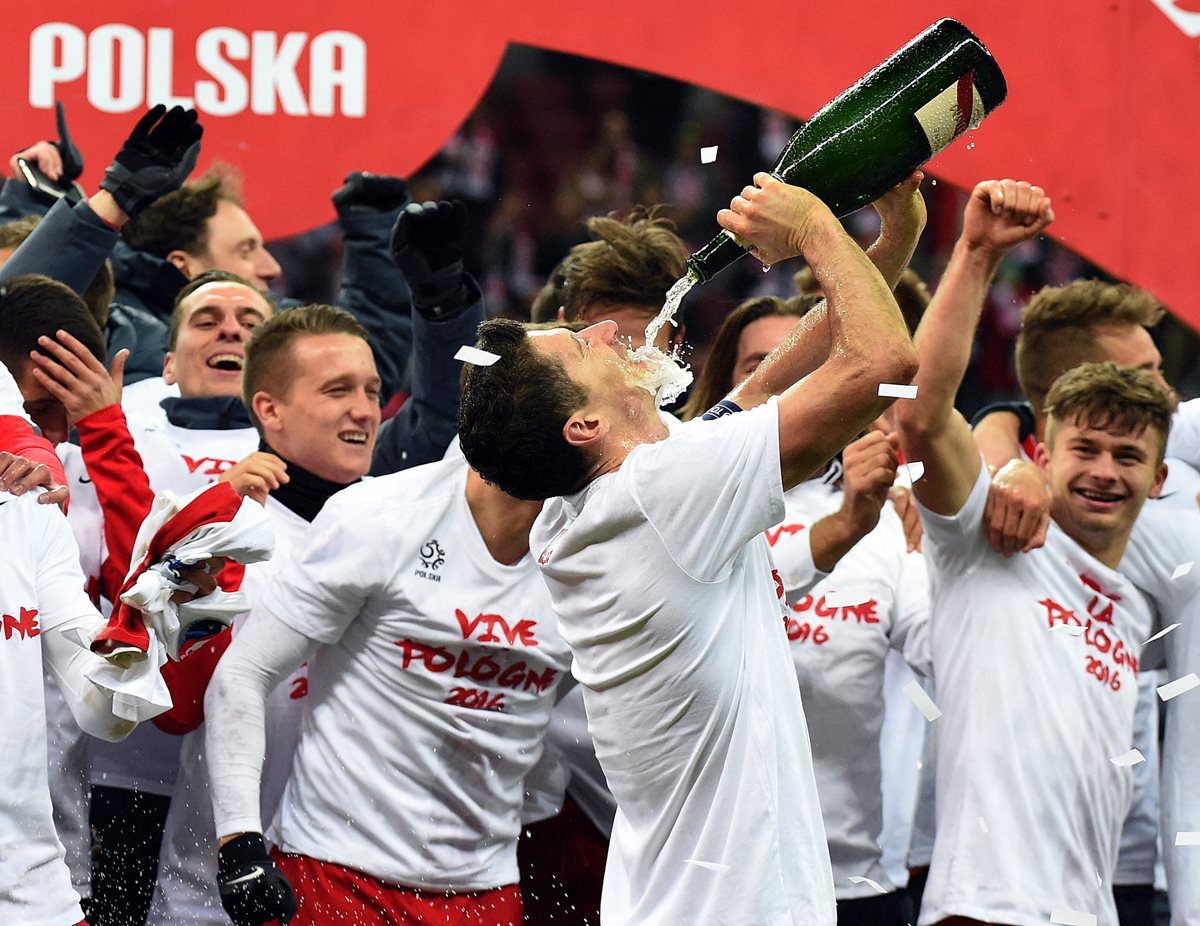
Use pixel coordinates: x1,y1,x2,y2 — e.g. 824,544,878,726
217,833,297,926
332,171,408,213
99,104,202,218
53,101,85,183
389,200,469,319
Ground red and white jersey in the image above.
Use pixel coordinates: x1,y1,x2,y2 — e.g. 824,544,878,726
147,498,310,926
771,479,930,899
262,458,571,890
0,494,99,926
919,464,1152,926
128,413,259,496
533,400,835,926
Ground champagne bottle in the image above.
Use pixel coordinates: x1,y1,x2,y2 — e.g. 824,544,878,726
687,18,1007,282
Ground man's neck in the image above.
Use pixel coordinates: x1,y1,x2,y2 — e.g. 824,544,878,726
585,412,671,483
465,468,542,565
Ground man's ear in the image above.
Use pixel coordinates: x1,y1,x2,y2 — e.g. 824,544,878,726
557,306,568,323
1148,461,1169,500
563,408,607,451
166,249,196,278
1033,440,1051,474
252,391,282,435
162,352,176,386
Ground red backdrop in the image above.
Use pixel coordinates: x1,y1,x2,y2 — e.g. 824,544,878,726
4,1,1199,325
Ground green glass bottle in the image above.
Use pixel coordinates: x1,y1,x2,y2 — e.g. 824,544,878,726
687,18,1007,282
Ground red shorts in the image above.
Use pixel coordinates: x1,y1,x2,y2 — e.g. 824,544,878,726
270,848,523,926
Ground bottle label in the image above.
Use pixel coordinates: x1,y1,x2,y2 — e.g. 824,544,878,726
915,70,985,155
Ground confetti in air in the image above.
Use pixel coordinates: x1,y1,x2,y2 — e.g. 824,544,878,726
1176,832,1200,846
1157,673,1200,702
453,345,500,366
878,383,918,399
1050,909,1097,926
700,145,718,163
1108,749,1145,767
1142,623,1180,646
848,876,887,894
902,679,942,721
685,858,730,873
977,817,989,833
1171,561,1193,580
905,461,925,483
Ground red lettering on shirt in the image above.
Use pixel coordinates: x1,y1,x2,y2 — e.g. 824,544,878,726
771,569,784,600
794,594,879,623
1038,593,1137,691
454,609,539,647
181,455,237,477
765,523,805,547
392,637,560,711
2,606,40,641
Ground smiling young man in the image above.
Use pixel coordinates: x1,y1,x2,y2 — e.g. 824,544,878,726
888,178,1174,926
459,174,919,926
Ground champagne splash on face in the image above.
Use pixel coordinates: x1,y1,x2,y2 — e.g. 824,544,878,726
628,272,698,406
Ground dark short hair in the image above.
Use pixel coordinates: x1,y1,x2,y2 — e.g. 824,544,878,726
0,274,106,376
123,165,243,259
242,304,370,433
168,270,276,350
1044,362,1173,463
458,318,590,501
679,294,821,421
530,205,686,324
0,216,116,328
1017,280,1164,414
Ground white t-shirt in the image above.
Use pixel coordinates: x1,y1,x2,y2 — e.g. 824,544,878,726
120,376,178,423
772,479,931,899
531,399,835,926
1121,493,1200,924
1166,398,1200,468
919,463,1152,926
146,498,311,926
877,651,929,889
0,495,101,926
262,459,572,890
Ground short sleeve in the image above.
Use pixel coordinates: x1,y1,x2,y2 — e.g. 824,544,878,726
628,398,785,582
915,455,991,578
34,503,100,632
258,492,383,644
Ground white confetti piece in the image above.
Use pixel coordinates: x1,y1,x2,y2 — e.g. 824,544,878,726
1158,673,1200,702
848,876,887,894
977,817,989,833
878,382,918,399
1051,909,1097,926
1142,623,1181,646
454,345,500,366
1172,561,1194,580
1109,749,1145,767
1095,869,1103,887
684,858,729,873
902,679,942,721
1176,832,1200,846
1050,624,1085,637
700,145,718,164
900,460,925,483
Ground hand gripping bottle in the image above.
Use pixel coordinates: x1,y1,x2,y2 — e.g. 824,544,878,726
688,18,1007,282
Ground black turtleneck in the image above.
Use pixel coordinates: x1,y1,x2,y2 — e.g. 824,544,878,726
261,441,359,522
162,395,253,430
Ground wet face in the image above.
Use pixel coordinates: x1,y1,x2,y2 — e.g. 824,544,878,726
578,302,677,352
529,321,643,403
164,282,272,397
14,363,68,445
1092,324,1176,410
1038,418,1167,559
185,201,282,288
732,315,803,386
255,334,381,484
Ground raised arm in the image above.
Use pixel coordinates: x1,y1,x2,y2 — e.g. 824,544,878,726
893,179,1054,515
721,174,918,489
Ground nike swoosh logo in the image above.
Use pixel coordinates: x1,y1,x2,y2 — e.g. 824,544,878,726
79,475,92,484
224,865,266,886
